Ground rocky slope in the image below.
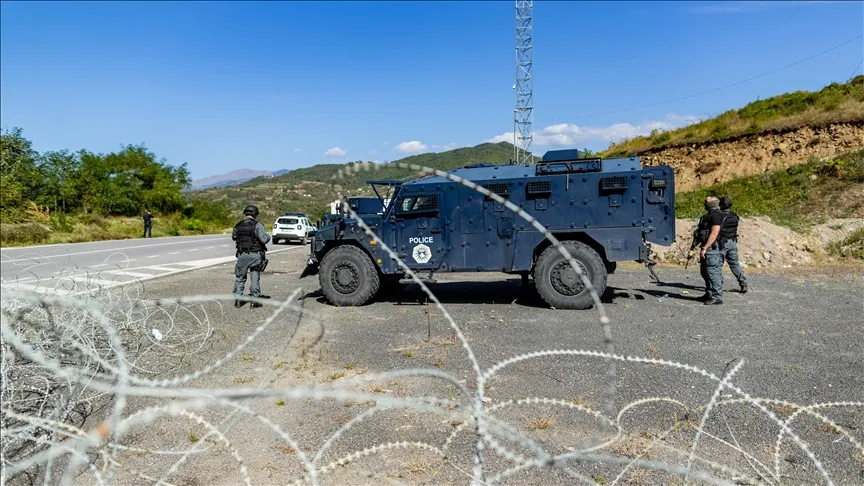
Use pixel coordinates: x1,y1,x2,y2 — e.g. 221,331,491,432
650,217,864,268
639,122,864,192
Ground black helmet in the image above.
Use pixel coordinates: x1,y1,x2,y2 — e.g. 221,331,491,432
719,196,732,210
243,205,259,217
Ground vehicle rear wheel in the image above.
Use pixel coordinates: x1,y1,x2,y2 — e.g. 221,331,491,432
533,241,607,310
319,245,380,306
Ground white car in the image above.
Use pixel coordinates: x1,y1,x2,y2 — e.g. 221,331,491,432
272,213,316,245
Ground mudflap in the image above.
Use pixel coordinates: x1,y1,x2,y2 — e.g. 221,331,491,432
299,257,319,279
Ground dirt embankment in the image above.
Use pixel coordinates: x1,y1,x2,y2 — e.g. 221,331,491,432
651,217,864,268
639,122,864,192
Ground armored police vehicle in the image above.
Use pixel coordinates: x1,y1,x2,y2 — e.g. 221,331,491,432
300,149,675,309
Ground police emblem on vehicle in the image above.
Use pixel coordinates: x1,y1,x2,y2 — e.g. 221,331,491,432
412,244,431,264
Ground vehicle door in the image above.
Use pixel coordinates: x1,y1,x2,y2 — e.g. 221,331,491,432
641,166,676,245
391,191,446,271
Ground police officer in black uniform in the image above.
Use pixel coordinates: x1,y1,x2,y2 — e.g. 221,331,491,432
232,205,271,308
719,196,748,293
695,195,725,305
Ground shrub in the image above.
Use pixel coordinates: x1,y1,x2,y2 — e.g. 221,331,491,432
182,218,205,232
0,223,51,246
826,227,864,260
185,200,233,226
49,211,73,232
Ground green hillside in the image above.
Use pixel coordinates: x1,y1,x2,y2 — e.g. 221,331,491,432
604,76,864,157
675,147,864,232
188,141,539,222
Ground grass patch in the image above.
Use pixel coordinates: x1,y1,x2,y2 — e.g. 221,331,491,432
0,212,230,247
826,227,864,259
674,147,864,231
604,76,864,156
526,415,556,430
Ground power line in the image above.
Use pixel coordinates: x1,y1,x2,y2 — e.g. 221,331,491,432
851,57,864,80
540,34,863,124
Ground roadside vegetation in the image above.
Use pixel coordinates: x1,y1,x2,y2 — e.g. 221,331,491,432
826,227,864,259
603,76,864,157
675,147,864,234
0,127,234,247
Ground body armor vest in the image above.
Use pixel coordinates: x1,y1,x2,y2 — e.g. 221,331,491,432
696,210,728,245
234,219,265,252
720,210,740,241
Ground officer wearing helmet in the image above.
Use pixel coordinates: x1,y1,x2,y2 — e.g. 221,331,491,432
232,204,271,308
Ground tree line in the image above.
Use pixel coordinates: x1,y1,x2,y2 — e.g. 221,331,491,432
1,127,193,223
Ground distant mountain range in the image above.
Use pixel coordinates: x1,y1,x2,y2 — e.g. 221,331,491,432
185,141,534,220
189,168,290,190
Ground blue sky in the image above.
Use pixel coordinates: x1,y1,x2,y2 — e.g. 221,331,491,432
2,1,862,180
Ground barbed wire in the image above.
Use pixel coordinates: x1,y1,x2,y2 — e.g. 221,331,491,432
1,159,862,485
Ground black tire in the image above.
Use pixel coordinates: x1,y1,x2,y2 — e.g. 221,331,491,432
319,245,381,306
273,238,279,245
533,240,607,310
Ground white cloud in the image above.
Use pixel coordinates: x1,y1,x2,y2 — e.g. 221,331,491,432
368,149,377,156
293,148,302,153
486,114,701,148
324,146,347,157
394,141,428,154
431,143,458,151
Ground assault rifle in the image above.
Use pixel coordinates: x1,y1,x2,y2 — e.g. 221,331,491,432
684,230,700,270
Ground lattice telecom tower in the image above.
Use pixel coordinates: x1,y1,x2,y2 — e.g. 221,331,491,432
514,0,534,165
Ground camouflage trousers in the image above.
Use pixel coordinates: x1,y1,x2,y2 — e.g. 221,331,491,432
234,252,264,297
700,247,724,301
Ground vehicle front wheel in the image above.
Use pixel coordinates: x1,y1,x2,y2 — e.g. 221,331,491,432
273,237,280,245
319,245,381,306
533,241,607,310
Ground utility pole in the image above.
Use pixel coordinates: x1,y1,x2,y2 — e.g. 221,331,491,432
514,0,533,165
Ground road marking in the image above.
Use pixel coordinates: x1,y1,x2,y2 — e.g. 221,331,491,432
0,237,228,262
2,246,303,296
146,255,160,259
91,260,137,268
188,249,198,252
69,276,121,288
103,270,158,278
169,251,180,255
5,282,64,294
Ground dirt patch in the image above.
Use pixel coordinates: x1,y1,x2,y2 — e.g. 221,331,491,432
639,122,864,192
650,216,864,268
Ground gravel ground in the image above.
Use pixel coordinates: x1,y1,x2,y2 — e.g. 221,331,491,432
58,248,863,486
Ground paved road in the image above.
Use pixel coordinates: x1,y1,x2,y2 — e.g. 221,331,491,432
0,234,307,295
100,249,862,486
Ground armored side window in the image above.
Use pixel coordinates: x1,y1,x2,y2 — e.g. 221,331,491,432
396,193,439,215
482,183,510,201
526,180,552,196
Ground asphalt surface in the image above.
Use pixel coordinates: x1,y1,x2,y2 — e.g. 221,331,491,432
62,248,862,486
0,234,306,295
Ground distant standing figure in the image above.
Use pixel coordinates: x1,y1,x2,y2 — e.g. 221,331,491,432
232,204,271,308
695,195,725,305
719,196,748,294
143,210,152,238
